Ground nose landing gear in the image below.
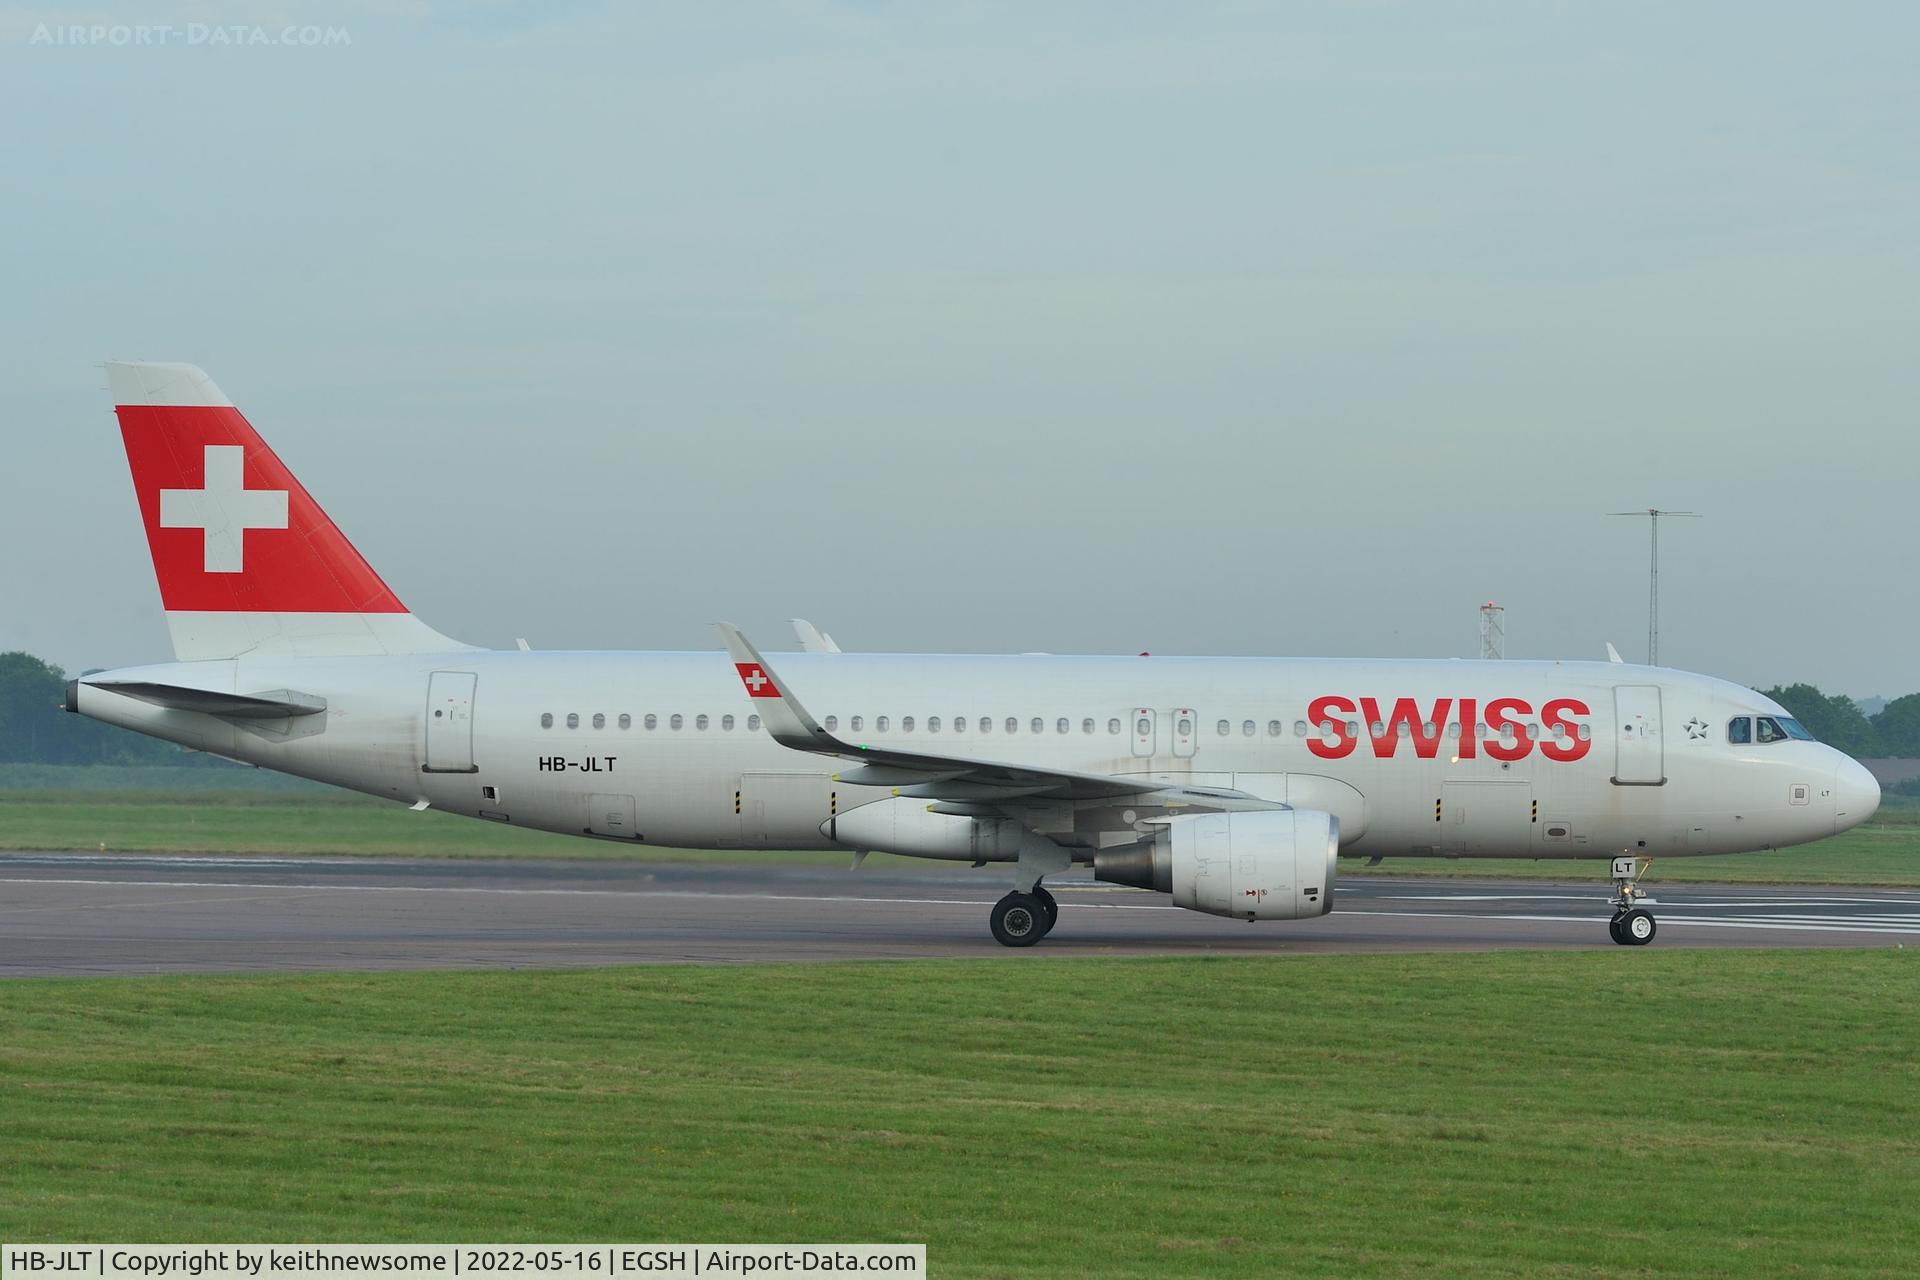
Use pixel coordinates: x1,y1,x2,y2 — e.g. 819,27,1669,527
1608,855,1658,946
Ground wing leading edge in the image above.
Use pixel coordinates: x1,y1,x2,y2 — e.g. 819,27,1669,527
714,623,1283,814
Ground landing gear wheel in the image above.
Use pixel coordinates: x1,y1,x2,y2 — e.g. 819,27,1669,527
1606,856,1658,946
1620,908,1657,946
990,892,1048,947
1031,885,1059,935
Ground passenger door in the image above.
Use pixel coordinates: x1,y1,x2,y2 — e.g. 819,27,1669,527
1612,685,1665,785
423,671,477,773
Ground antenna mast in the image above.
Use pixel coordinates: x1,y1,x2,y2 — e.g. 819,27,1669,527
1609,509,1701,665
1479,601,1505,660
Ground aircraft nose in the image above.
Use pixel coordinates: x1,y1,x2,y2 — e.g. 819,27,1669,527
1833,757,1880,833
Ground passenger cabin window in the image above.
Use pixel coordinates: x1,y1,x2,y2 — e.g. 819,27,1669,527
748,714,761,731
566,713,579,729
1031,717,1044,734
1056,718,1069,734
851,716,863,732
1108,718,1122,735
1137,717,1152,738
1242,720,1255,737
824,716,838,731
1082,718,1095,734
696,714,709,730
644,713,657,730
1268,720,1282,737
540,713,553,729
902,716,915,732
928,716,941,732
618,713,631,730
592,713,605,730
1216,720,1230,736
722,714,734,731
877,716,890,732
670,714,683,730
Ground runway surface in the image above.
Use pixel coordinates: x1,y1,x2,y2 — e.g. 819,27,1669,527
2,853,1917,976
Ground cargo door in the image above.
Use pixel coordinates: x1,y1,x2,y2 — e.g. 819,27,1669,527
587,793,636,839
423,670,477,773
1612,685,1665,785
1440,780,1533,855
739,772,835,848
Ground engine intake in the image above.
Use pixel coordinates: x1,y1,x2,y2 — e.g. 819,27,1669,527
1095,809,1339,921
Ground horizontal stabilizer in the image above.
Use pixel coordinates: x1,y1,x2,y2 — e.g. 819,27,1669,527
86,681,327,719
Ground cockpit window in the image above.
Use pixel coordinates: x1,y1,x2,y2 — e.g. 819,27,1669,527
1756,716,1791,744
1728,717,1751,744
1778,717,1814,741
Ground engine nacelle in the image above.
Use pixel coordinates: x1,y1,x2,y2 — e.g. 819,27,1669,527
1095,809,1338,921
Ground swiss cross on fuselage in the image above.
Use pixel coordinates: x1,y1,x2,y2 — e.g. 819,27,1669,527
158,444,290,574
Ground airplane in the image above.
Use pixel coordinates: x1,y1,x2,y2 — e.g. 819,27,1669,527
66,362,1882,947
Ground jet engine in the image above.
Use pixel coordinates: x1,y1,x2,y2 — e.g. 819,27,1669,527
1094,809,1339,921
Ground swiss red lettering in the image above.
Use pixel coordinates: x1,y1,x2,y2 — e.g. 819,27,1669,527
1540,697,1592,762
1302,694,1591,763
1483,697,1533,762
1358,696,1453,759
1306,695,1358,759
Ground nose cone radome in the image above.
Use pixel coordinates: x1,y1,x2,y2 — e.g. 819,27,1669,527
1833,757,1881,833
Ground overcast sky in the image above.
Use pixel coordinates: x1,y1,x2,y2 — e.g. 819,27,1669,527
3,3,1916,696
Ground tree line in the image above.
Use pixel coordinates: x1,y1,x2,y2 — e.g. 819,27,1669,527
4,649,1919,765
1760,684,1920,758
0,651,214,765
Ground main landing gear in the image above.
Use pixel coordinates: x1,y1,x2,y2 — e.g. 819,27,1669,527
990,885,1058,947
1608,855,1657,946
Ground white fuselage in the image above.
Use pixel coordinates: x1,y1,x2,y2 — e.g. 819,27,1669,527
75,650,1872,862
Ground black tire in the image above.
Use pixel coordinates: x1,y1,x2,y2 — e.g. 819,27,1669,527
990,892,1048,947
1608,914,1629,946
1031,885,1059,935
1621,908,1657,946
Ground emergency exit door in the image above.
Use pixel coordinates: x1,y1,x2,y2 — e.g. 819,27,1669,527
423,670,477,773
1612,685,1665,786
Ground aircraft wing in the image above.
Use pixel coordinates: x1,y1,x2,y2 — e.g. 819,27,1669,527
716,623,1279,811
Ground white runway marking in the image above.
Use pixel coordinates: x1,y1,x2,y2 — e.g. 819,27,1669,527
1339,910,1920,936
6,876,1919,937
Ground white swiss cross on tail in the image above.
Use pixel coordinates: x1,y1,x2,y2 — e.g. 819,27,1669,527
158,444,289,573
735,663,779,698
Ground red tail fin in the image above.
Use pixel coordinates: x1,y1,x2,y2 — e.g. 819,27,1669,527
108,362,470,661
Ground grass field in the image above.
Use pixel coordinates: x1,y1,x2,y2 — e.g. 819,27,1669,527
2,953,1914,1277
4,768,1917,885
